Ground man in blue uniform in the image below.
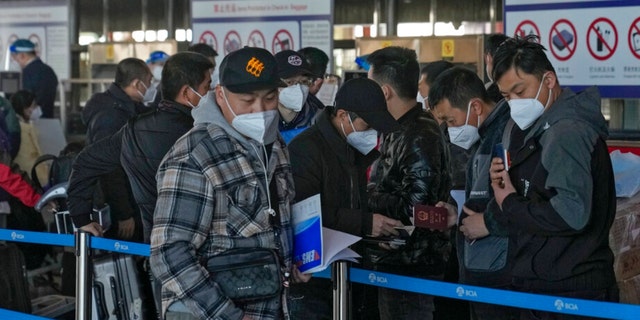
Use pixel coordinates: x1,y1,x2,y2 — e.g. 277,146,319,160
10,39,59,118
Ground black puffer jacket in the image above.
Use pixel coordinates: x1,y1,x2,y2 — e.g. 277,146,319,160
69,100,193,243
368,104,452,277
82,83,142,143
81,83,143,237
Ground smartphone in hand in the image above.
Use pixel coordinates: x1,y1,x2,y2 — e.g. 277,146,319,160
493,143,510,171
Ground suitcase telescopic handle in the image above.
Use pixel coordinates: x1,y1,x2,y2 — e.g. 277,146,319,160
35,182,68,212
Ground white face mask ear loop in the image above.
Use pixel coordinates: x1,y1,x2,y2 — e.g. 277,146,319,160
465,101,473,126
348,114,358,133
545,88,553,109
534,73,548,101
221,87,239,118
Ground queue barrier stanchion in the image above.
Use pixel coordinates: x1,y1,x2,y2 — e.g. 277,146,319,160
332,261,350,320
1,228,640,319
75,230,92,320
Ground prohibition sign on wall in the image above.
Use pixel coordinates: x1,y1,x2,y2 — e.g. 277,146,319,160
515,20,541,41
628,17,640,60
224,30,242,55
199,31,218,52
272,29,294,53
248,30,266,49
549,19,577,61
587,17,618,61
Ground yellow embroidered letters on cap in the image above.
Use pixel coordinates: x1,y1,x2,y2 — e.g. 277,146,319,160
246,57,265,77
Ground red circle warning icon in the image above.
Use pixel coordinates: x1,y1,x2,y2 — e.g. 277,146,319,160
199,31,218,52
248,30,266,49
272,29,294,53
549,19,577,61
224,31,242,55
587,17,618,61
628,17,640,60
515,20,541,42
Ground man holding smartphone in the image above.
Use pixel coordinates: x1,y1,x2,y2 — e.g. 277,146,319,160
488,35,618,318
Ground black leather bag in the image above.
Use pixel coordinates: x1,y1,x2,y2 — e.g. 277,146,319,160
206,248,282,302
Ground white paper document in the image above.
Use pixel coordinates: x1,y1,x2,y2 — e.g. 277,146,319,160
291,194,361,274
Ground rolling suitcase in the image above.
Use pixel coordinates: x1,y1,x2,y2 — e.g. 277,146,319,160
92,253,143,320
0,243,32,313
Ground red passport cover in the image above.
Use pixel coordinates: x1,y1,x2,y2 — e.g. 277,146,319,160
413,204,448,231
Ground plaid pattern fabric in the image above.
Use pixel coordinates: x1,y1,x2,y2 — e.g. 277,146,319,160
151,123,294,320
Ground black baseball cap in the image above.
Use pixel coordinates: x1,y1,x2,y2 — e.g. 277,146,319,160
334,78,400,134
219,47,286,93
274,50,318,79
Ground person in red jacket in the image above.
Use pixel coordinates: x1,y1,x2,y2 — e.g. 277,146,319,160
0,162,41,208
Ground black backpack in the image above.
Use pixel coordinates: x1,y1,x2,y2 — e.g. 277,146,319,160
31,141,85,193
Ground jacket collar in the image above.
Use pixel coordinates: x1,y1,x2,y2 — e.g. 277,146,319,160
478,99,509,136
107,82,143,114
397,103,424,125
157,99,194,120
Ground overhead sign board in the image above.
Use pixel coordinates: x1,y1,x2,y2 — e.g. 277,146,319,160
192,0,333,69
504,0,640,98
0,0,70,80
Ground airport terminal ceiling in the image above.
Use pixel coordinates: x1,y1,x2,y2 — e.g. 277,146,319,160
0,0,503,35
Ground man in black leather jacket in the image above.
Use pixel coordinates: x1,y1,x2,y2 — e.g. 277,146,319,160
366,46,453,320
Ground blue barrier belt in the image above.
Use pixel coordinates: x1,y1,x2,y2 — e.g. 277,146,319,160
0,229,73,247
91,236,150,257
2,229,639,319
350,268,639,320
0,308,51,320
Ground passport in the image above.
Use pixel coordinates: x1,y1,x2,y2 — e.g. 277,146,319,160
412,204,449,231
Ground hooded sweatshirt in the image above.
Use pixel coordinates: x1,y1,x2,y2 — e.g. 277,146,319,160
150,96,294,319
485,87,616,293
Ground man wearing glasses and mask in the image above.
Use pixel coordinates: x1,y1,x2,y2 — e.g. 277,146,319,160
274,50,322,142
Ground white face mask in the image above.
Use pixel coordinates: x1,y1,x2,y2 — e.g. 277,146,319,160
507,73,551,130
152,66,163,81
416,92,428,110
222,88,279,144
447,102,480,150
138,81,158,104
341,114,378,155
187,87,211,109
210,69,219,90
279,84,309,112
30,106,43,121
191,91,217,125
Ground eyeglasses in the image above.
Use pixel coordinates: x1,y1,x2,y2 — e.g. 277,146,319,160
282,78,314,87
